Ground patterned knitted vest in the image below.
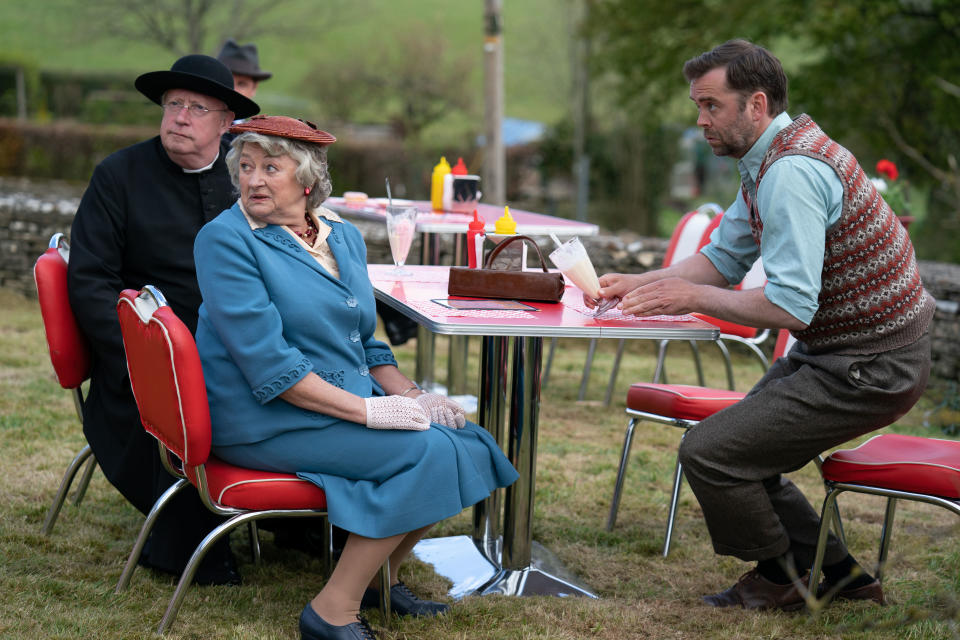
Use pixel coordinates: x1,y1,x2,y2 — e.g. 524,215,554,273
743,114,933,354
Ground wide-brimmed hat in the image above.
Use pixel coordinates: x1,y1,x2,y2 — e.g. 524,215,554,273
217,39,273,81
230,115,336,146
135,54,260,119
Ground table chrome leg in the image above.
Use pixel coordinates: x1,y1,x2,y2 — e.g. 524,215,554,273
479,335,595,597
445,233,472,396
415,232,441,391
415,325,436,391
502,335,541,569
473,336,508,561
447,335,470,395
415,336,595,599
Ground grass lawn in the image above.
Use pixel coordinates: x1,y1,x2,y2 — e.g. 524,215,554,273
1,286,958,639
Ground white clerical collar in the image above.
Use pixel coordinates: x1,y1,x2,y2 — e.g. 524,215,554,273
182,151,220,174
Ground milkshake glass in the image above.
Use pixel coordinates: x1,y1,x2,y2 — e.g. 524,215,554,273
548,237,619,315
385,205,417,275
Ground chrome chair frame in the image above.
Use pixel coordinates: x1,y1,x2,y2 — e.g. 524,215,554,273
607,408,696,556
809,474,960,590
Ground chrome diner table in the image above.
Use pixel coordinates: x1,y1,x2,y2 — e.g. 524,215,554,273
332,198,600,397
367,264,720,598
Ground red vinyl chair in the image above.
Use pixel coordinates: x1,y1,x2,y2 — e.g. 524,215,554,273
809,433,960,593
113,286,389,634
607,330,824,556
33,232,98,535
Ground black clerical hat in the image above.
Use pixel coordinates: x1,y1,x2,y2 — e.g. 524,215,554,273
135,54,260,119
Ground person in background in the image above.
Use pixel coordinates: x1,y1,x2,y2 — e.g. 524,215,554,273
216,38,272,100
592,39,933,611
67,54,259,585
193,115,518,640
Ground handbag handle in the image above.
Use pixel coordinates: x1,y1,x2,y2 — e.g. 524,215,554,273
482,234,551,273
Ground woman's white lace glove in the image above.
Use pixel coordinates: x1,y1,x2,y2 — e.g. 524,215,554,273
364,396,431,431
415,393,466,429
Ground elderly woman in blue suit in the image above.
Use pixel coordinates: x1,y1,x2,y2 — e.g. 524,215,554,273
193,115,518,640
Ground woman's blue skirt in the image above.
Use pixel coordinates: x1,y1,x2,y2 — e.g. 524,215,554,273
215,420,518,539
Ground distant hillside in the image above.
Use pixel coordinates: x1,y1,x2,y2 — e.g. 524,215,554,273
0,0,573,135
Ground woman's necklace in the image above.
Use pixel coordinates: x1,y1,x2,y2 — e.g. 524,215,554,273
295,212,318,246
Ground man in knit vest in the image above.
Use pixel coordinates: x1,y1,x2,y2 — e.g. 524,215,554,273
593,39,933,611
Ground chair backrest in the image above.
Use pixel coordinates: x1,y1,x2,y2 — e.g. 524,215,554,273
695,211,724,253
116,287,212,468
663,203,723,268
739,257,766,290
34,233,91,390
773,329,796,360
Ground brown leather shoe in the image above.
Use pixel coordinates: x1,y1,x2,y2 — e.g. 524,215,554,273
817,578,885,605
702,569,809,611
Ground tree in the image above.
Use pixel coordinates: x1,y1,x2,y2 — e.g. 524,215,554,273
78,0,351,56
588,0,960,260
587,0,806,119
304,25,474,142
795,0,960,262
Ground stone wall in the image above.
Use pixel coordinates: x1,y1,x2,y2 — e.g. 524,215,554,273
2,177,956,381
917,260,960,381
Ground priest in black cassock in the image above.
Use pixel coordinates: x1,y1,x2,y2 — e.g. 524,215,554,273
67,54,259,584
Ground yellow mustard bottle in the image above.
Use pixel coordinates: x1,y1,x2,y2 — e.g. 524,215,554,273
494,205,517,235
431,156,451,212
493,205,525,268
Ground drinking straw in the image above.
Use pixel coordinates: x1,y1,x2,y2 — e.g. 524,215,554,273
550,233,563,249
385,177,393,208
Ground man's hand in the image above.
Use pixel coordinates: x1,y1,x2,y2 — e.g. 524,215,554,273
585,273,651,308
618,277,703,317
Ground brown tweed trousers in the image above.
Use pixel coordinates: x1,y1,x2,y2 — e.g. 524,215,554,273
678,333,930,566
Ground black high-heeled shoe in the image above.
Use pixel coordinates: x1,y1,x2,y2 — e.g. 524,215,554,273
360,581,450,617
299,604,377,640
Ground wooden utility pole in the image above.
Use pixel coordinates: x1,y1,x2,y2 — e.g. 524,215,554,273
483,0,505,205
571,0,590,221
16,67,27,120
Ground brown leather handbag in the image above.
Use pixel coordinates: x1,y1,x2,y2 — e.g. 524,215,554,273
448,235,565,303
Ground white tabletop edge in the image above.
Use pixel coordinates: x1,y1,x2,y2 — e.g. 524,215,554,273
598,325,720,340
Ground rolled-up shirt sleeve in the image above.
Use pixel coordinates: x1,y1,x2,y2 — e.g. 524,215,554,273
700,190,760,286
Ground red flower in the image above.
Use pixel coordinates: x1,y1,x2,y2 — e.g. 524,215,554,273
876,159,899,181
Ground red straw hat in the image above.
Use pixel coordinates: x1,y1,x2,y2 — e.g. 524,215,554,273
230,115,336,146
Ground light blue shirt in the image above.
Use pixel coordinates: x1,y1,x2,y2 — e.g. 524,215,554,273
701,112,844,324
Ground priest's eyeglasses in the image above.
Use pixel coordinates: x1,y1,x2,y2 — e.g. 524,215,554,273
161,100,229,118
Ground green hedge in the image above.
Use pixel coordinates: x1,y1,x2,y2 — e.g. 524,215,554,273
0,118,541,202
0,117,154,182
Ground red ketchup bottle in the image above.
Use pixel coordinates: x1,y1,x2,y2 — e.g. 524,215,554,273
443,157,470,212
467,209,486,269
